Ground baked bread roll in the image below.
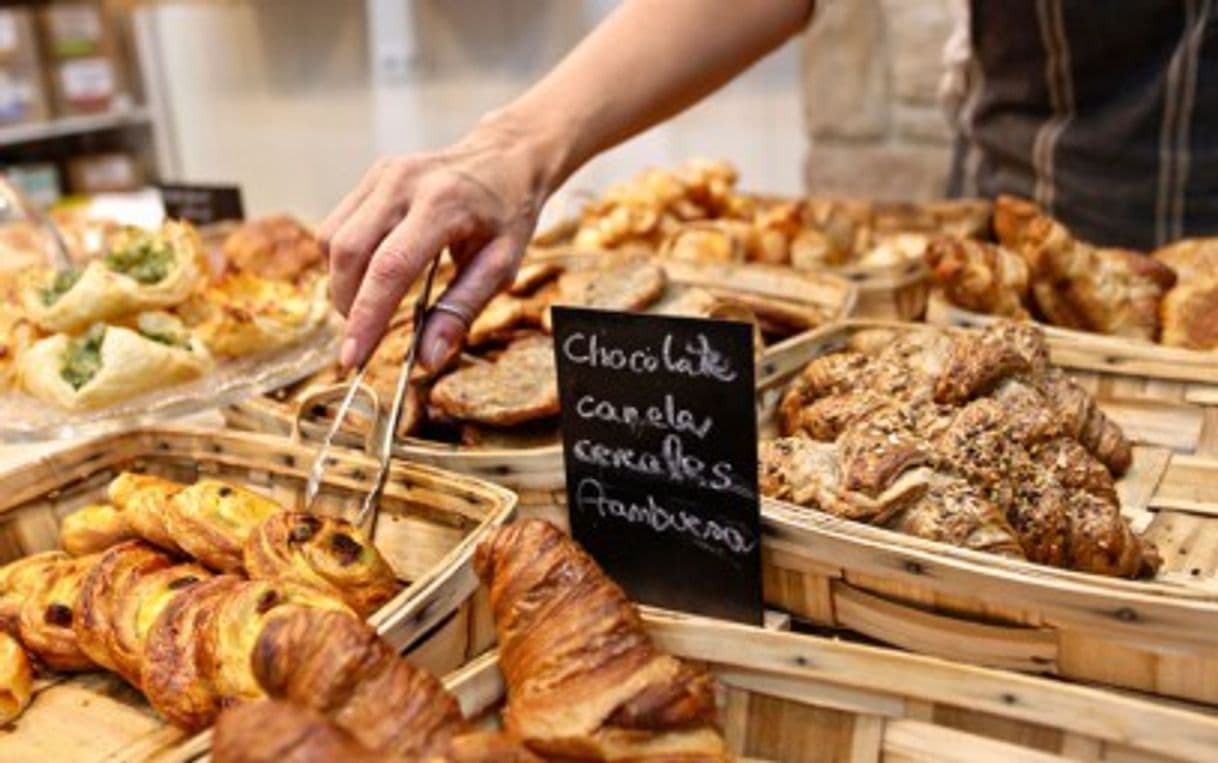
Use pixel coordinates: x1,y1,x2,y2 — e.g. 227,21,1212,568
188,272,330,357
18,320,212,410
0,551,69,636
474,519,727,761
1152,237,1218,282
24,221,208,333
18,553,100,671
165,480,282,573
541,256,667,331
0,631,32,724
59,503,135,556
109,562,212,686
107,473,187,554
76,540,176,672
244,512,400,617
252,608,466,758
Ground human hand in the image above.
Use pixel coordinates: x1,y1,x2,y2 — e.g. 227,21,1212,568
318,118,558,371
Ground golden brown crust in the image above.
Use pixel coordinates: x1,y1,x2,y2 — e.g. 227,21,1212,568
222,215,323,282
214,701,541,763
1020,216,1174,340
141,574,244,730
243,512,400,617
252,608,466,758
214,699,400,763
17,553,100,672
474,520,726,760
1160,280,1218,350
925,237,1029,318
201,581,352,707
59,503,135,556
1152,237,1218,282
75,540,176,672
107,473,187,554
429,335,559,426
109,562,212,686
0,631,32,724
164,480,282,573
993,195,1042,249
0,551,69,637
541,257,667,331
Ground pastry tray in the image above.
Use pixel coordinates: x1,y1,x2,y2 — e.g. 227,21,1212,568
0,317,341,443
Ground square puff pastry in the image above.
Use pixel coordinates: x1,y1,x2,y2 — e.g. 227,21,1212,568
18,321,213,410
24,221,208,334
191,273,331,357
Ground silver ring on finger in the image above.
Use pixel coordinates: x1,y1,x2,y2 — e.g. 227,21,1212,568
431,300,474,327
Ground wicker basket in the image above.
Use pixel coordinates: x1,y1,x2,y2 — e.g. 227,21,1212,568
445,609,1218,763
757,319,1218,705
0,425,515,762
225,254,858,530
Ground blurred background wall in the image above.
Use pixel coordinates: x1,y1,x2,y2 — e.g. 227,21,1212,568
126,0,954,220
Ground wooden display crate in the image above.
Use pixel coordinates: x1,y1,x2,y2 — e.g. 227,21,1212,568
445,610,1218,763
0,425,515,762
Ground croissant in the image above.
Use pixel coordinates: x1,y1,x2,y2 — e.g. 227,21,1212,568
18,553,101,671
23,221,208,333
0,631,32,724
1020,215,1176,340
165,479,282,573
214,700,541,763
107,473,188,554
244,512,401,617
474,519,727,761
0,551,69,636
108,562,212,686
201,580,353,707
59,503,136,556
76,540,177,673
252,607,466,758
925,236,1029,318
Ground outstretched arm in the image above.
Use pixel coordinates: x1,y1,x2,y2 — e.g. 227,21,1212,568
320,0,815,369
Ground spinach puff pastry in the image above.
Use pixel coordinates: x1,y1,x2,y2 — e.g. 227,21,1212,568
18,315,212,410
25,221,208,333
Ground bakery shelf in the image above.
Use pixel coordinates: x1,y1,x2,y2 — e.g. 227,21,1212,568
0,107,152,149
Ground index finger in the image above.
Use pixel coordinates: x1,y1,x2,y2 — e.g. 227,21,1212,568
339,204,453,369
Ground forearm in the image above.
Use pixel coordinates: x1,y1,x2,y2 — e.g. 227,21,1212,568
479,0,815,196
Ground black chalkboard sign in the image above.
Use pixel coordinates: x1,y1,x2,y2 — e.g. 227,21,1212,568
552,306,762,625
158,183,245,225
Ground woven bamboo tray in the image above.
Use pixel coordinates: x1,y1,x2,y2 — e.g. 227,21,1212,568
757,319,1218,706
445,609,1218,763
0,425,515,763
224,255,857,530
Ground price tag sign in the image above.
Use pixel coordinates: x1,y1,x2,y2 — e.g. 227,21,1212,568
552,307,762,624
158,183,245,226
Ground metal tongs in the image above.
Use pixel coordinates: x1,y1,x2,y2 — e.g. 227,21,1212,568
303,254,443,529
